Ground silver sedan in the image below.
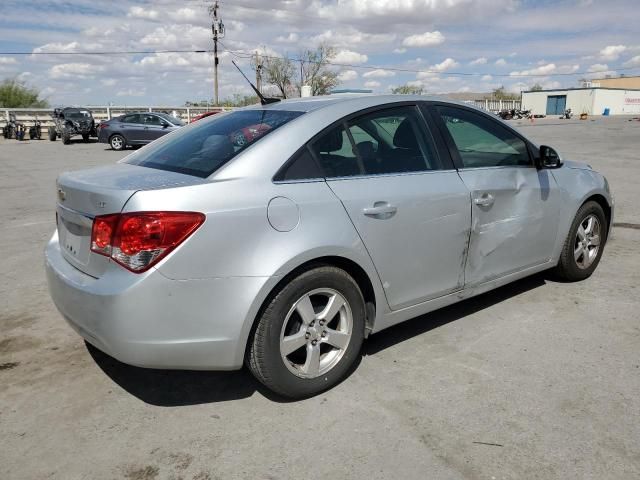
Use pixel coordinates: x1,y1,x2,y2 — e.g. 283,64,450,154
45,95,613,398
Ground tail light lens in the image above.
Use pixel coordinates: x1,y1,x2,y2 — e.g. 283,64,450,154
90,212,205,272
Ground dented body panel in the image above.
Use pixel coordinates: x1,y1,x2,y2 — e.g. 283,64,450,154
458,166,561,285
44,94,613,370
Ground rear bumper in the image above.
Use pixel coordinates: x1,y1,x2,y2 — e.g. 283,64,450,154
45,232,271,370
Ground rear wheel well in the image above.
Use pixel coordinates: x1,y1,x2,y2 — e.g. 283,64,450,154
583,194,611,237
247,256,377,359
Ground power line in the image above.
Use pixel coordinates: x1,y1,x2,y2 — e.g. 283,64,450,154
2,46,639,79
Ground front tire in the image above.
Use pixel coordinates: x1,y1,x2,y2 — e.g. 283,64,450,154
109,134,125,151
554,201,607,281
82,133,90,142
62,131,71,145
247,266,365,398
48,127,56,141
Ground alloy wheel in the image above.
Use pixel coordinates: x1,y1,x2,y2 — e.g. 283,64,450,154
574,214,601,269
279,288,353,379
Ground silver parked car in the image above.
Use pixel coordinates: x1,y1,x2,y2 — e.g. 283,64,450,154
46,95,613,398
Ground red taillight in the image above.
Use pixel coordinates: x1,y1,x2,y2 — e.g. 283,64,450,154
98,123,109,129
90,212,205,273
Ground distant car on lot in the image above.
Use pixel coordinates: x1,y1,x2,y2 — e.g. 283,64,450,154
46,95,613,398
191,111,220,122
49,107,96,144
97,112,184,150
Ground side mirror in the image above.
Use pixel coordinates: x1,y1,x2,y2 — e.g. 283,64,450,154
161,121,170,128
538,145,562,169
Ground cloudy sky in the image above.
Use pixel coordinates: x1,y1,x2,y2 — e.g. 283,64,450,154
1,0,639,106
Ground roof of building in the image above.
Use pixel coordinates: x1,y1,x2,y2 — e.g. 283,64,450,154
523,87,640,93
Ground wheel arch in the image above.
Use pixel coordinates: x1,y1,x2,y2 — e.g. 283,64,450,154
240,254,380,366
582,193,611,237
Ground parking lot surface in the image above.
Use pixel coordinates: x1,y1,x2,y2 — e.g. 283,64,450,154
1,116,639,479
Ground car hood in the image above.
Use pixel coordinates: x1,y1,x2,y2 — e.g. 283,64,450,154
562,159,593,170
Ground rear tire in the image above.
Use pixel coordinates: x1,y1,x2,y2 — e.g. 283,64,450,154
109,134,125,151
48,127,56,141
62,131,71,145
82,133,90,142
554,201,607,281
247,266,365,399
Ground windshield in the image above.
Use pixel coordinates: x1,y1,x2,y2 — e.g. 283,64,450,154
123,109,304,177
65,111,91,120
156,112,185,126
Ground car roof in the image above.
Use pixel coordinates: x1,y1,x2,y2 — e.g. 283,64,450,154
245,94,472,113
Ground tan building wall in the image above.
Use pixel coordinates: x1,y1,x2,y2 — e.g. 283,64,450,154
595,76,640,89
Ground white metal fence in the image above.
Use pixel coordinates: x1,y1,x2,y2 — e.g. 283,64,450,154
1,106,232,131
465,99,522,112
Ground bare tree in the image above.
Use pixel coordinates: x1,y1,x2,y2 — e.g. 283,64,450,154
264,56,296,99
390,84,424,95
298,44,339,96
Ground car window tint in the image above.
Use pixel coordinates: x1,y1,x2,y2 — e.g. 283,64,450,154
347,106,441,174
123,110,304,178
276,148,323,181
437,106,531,168
311,125,363,178
143,115,162,126
122,114,140,123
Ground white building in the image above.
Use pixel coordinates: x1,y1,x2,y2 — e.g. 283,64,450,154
521,87,640,116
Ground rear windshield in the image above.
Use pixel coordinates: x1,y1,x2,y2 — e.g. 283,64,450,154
123,109,304,177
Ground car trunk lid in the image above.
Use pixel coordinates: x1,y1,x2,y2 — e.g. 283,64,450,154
55,163,208,277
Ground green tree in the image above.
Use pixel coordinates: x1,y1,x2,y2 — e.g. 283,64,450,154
530,83,543,91
0,79,48,108
491,85,519,100
391,84,424,95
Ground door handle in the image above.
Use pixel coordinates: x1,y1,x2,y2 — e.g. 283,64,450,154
363,202,397,219
474,193,495,207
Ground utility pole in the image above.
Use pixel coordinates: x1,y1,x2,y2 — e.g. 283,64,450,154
255,51,263,94
210,1,225,106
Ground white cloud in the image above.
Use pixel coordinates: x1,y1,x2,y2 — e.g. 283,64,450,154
311,29,395,48
431,58,459,72
495,58,507,66
402,31,445,47
332,50,368,64
169,8,199,23
101,78,117,86
363,69,396,78
588,63,609,73
127,6,159,20
364,80,381,88
481,74,493,81
116,87,146,97
0,57,18,65
623,56,640,67
275,33,299,43
599,45,626,61
393,48,407,54
338,70,358,82
469,57,487,66
510,63,557,76
49,63,103,79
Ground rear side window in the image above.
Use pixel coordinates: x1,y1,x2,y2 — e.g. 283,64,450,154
123,110,304,178
275,148,322,181
437,106,531,168
310,105,441,178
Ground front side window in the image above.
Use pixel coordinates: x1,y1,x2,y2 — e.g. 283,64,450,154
142,114,162,126
437,106,531,168
310,106,441,178
123,109,304,178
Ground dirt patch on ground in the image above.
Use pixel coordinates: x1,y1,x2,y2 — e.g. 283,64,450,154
0,335,41,356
